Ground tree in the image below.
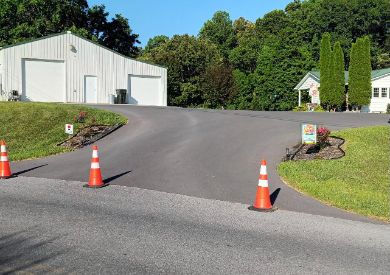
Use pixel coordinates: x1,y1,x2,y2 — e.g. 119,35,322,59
0,0,140,57
331,41,346,108
229,18,260,73
202,63,236,108
140,0,387,110
361,36,372,103
349,36,372,107
86,4,109,38
199,11,236,60
100,14,140,58
144,35,169,52
319,32,333,108
140,35,221,106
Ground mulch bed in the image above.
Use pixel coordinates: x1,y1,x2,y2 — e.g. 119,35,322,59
59,124,121,149
291,137,345,161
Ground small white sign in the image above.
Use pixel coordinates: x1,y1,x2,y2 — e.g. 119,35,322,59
310,84,320,104
65,124,74,135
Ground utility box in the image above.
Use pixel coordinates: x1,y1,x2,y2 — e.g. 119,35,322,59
116,89,127,104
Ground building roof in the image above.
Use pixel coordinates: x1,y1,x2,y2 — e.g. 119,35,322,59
295,67,390,90
0,31,167,69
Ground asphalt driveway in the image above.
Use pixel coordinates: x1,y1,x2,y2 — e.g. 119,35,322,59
11,106,389,222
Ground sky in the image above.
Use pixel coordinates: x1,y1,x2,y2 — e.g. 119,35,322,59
88,0,293,46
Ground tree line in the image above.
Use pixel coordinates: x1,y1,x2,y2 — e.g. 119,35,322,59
0,0,389,111
141,0,389,110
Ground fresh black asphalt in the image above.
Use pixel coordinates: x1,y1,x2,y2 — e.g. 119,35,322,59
11,106,389,222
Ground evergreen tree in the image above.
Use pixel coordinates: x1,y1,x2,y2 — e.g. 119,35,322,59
361,36,372,103
319,33,332,108
331,41,346,108
348,40,358,108
349,37,372,107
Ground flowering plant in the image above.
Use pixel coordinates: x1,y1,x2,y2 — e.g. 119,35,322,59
317,127,330,146
74,111,87,123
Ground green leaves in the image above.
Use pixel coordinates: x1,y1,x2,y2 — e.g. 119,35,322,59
349,36,372,107
0,0,140,57
199,11,236,60
141,35,222,107
332,42,346,106
140,1,387,110
319,33,333,107
319,38,345,109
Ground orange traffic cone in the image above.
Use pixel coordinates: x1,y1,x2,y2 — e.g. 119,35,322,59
248,160,277,212
83,145,108,188
0,141,12,179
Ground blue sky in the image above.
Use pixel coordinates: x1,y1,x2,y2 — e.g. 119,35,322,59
88,0,292,46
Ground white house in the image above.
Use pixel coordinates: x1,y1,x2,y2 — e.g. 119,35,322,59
0,31,167,106
294,68,390,113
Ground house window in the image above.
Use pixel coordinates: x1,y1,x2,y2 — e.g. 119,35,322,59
373,88,379,97
382,88,388,98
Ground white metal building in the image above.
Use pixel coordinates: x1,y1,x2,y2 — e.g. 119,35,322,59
0,31,167,106
294,68,390,113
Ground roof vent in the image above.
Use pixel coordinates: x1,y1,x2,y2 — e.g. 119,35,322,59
67,31,72,34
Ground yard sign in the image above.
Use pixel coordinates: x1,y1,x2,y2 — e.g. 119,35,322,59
302,124,317,144
65,124,74,135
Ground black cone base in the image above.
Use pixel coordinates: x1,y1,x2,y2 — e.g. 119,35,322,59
248,206,278,212
83,183,110,189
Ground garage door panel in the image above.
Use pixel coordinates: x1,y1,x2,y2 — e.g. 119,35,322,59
23,59,65,102
128,76,161,106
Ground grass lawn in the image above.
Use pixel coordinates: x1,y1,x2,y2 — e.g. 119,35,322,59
0,102,127,161
278,126,390,222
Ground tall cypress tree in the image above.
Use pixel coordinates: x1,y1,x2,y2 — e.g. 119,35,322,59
349,37,372,107
319,33,332,108
332,42,345,108
348,40,358,107
361,36,372,104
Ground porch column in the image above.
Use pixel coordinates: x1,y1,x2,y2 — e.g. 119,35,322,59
298,89,302,106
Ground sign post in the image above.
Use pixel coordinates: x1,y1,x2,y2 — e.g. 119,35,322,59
65,124,74,135
302,124,317,144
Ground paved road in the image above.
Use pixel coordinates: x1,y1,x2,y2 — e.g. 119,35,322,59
12,106,389,222
1,177,389,274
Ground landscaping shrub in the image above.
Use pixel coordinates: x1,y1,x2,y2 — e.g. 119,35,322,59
314,105,325,112
293,105,308,112
317,127,331,147
387,104,390,114
74,111,88,123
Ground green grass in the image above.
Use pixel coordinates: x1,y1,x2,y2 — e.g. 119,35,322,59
278,126,390,222
0,102,127,161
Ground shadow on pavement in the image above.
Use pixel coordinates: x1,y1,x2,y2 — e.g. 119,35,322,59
0,229,70,274
104,170,132,184
270,188,281,205
13,164,48,177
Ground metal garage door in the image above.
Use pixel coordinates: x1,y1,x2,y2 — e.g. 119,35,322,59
22,59,65,102
128,75,161,106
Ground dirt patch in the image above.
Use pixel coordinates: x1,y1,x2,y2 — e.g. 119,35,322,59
59,124,122,149
292,137,345,161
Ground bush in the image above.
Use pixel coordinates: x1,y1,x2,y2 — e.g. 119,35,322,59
387,104,390,114
293,105,307,112
314,105,325,112
317,127,331,147
74,111,87,123
293,104,325,112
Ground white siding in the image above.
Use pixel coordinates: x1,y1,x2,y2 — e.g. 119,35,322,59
299,75,320,90
0,32,167,105
369,74,390,113
0,49,4,100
